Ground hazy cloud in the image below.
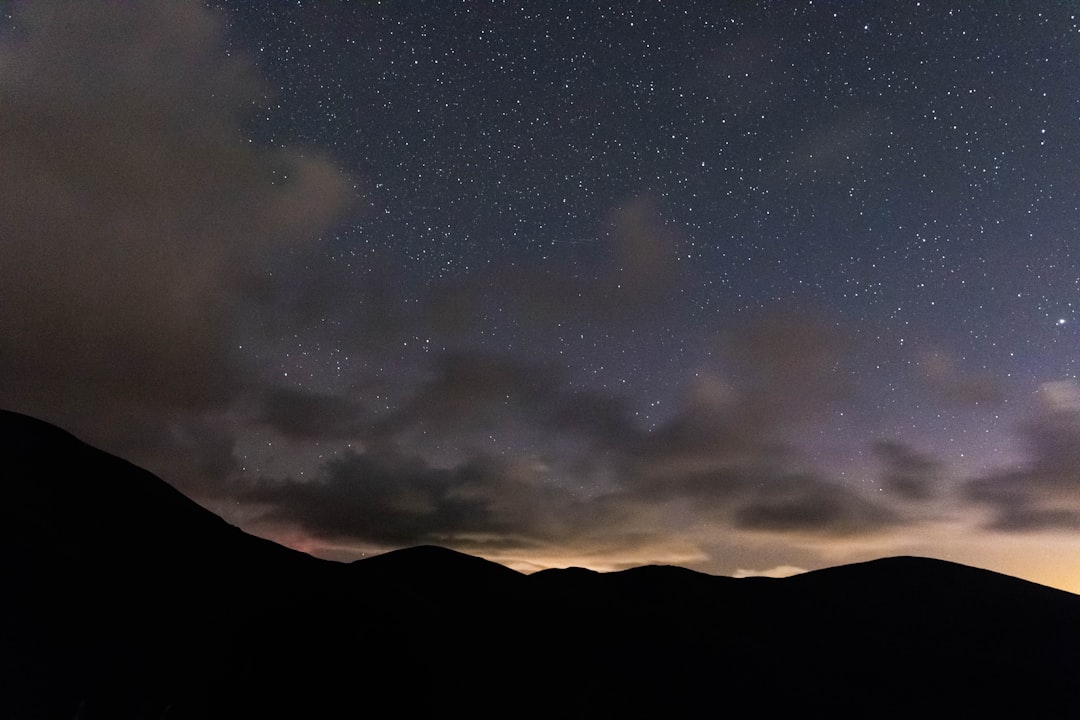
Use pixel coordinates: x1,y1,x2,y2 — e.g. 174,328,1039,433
0,1,350,484
240,446,584,550
387,194,693,351
873,440,941,501
605,195,682,297
918,350,1005,407
256,386,366,442
967,381,1080,532
240,313,903,553
732,474,898,535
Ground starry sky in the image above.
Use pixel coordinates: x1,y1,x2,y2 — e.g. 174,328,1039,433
3,1,1080,591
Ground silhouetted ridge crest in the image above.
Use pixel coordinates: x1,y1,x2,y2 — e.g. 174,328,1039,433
353,543,523,581
2,408,1079,719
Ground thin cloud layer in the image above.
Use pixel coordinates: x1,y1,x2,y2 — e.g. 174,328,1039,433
918,350,1005,408
967,381,1080,532
873,440,942,501
238,314,908,558
256,385,367,442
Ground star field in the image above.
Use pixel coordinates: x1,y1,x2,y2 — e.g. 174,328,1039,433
3,1,1080,589
219,2,1080,454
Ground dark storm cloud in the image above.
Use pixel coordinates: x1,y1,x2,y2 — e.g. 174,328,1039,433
967,382,1080,531
0,1,349,487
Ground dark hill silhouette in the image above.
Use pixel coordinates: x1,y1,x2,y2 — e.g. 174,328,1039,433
0,409,330,719
2,408,1079,718
352,543,526,589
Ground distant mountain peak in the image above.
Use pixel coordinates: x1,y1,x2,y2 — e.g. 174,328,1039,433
351,543,525,586
4,409,1080,718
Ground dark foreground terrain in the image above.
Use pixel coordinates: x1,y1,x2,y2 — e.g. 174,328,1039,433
2,409,1078,718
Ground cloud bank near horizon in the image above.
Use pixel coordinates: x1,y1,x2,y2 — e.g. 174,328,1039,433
2,1,1079,582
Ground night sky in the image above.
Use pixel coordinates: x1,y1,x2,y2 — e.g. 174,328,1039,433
3,1,1080,591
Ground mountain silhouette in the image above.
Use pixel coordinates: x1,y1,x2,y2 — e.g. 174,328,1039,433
2,408,1078,718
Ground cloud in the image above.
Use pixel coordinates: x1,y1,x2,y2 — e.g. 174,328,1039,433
627,310,852,481
255,385,367,442
966,381,1080,531
239,446,584,550
918,350,1005,407
872,440,942,500
379,352,557,433
362,351,641,457
377,194,693,351
0,1,350,485
239,313,903,555
731,473,898,535
604,195,681,298
240,417,902,561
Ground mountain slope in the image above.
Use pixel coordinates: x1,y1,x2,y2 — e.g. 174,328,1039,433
2,409,1079,718
0,409,327,718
